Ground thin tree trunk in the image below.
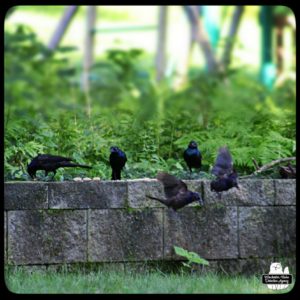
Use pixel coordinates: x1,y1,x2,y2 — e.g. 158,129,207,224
47,6,78,50
187,6,219,72
221,6,244,69
155,6,168,82
82,6,97,94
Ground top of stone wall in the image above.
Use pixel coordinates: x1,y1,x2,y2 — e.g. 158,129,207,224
4,179,296,210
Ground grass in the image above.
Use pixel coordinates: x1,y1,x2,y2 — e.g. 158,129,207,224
5,266,295,294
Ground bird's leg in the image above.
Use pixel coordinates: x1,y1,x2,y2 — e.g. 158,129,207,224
189,168,192,179
45,171,48,177
217,192,222,200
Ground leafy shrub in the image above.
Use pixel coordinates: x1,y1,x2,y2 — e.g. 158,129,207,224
4,24,296,180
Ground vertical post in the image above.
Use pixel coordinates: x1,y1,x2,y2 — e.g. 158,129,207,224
48,6,78,51
155,6,168,82
82,6,97,93
259,6,276,89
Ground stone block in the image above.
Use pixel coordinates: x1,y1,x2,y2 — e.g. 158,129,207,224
48,181,127,209
274,179,296,205
127,179,203,209
164,206,238,260
182,180,203,207
7,210,87,265
239,206,296,258
4,182,48,210
88,208,163,261
127,179,164,208
203,179,275,206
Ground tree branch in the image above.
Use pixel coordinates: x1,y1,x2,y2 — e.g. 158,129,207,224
252,157,260,170
239,157,296,179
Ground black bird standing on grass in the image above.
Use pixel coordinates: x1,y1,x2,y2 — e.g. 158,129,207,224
146,172,204,211
210,147,239,198
109,146,127,180
183,141,202,173
27,154,92,180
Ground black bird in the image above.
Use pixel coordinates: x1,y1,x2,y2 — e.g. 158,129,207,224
210,147,239,198
109,146,127,180
146,172,204,211
279,163,296,179
183,141,202,173
27,154,92,179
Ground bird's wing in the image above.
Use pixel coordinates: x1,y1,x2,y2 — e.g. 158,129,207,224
211,147,233,177
37,154,73,163
157,172,188,198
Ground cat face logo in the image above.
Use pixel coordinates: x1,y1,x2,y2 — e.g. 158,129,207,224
265,262,291,290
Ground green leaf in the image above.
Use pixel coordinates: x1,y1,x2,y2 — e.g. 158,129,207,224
174,246,189,258
174,246,209,266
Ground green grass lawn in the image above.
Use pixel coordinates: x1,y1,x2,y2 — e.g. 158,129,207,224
5,266,295,294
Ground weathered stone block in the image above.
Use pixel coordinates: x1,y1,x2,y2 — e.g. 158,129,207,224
4,182,48,210
203,179,275,206
164,206,238,260
127,179,203,208
127,179,164,208
7,210,87,265
88,209,163,261
274,179,296,205
48,181,127,208
182,180,203,207
239,206,296,258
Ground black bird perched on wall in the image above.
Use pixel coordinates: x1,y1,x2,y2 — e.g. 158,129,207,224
210,147,239,198
27,154,92,179
183,141,202,173
279,163,296,179
109,146,127,180
146,172,204,211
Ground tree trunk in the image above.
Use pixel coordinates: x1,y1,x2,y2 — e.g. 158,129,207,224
186,6,219,73
155,6,168,82
82,6,97,93
47,6,78,50
221,6,244,70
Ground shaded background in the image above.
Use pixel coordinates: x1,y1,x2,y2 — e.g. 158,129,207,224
4,5,296,181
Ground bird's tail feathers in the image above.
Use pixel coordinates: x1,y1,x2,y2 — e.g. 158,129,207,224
146,195,167,205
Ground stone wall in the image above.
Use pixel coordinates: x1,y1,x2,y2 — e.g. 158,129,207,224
4,179,296,274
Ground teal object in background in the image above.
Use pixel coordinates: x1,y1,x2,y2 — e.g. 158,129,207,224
201,6,221,52
260,62,277,89
259,6,276,89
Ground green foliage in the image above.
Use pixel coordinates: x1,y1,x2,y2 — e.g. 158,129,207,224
4,24,296,181
174,246,209,269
